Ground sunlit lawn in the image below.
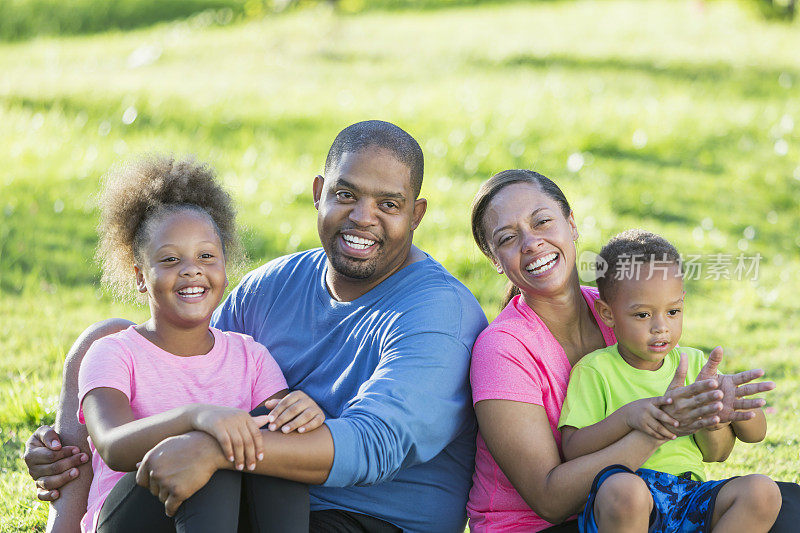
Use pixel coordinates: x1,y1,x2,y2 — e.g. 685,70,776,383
1,0,799,530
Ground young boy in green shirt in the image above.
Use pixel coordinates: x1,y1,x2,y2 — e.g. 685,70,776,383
559,229,780,533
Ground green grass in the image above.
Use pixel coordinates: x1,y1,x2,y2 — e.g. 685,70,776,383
1,0,799,529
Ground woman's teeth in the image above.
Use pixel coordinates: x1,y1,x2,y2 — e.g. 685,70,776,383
526,253,558,274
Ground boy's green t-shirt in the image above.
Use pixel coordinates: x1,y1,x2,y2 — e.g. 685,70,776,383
558,345,708,480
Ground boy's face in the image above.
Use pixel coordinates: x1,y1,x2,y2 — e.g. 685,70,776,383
596,263,684,371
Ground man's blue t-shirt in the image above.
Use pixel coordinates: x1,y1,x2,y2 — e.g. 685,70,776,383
211,248,487,532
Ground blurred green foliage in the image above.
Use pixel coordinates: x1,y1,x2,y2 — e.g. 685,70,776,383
0,0,798,529
2,0,795,42
0,0,247,41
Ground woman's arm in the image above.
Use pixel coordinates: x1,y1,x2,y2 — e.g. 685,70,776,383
475,399,663,524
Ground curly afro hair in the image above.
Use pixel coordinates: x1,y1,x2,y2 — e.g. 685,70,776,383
96,155,241,300
595,229,682,302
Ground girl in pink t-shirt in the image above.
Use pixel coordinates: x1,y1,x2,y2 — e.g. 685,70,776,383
78,156,323,533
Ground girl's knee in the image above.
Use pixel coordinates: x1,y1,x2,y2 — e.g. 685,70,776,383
595,473,652,522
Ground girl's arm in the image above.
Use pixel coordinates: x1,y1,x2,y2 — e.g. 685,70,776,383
476,399,663,524
82,388,272,472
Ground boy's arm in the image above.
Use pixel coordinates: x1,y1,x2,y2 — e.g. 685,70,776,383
693,424,736,462
561,397,678,461
732,408,767,443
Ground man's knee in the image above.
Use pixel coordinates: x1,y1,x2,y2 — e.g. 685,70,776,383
594,473,651,524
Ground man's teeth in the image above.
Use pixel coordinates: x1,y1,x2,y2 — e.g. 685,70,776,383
526,253,558,273
342,235,376,250
178,287,205,297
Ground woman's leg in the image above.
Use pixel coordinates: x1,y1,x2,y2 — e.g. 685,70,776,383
710,474,781,533
243,473,309,532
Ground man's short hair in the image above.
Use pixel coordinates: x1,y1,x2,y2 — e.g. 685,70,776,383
324,120,424,198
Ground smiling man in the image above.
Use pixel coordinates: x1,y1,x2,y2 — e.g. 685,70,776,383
26,120,487,533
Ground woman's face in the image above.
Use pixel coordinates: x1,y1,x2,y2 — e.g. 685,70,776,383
482,182,579,298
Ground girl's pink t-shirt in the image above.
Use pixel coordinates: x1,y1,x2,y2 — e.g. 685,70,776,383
77,326,287,533
467,287,616,532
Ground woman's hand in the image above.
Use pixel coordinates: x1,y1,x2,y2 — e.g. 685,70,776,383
189,406,269,472
623,397,679,440
263,391,326,434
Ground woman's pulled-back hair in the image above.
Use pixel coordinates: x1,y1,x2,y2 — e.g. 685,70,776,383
96,155,241,299
470,169,572,309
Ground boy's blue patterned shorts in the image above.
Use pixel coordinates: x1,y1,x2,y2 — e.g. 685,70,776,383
579,464,737,533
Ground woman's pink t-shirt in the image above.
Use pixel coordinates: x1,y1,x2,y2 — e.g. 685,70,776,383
77,326,287,533
467,287,616,532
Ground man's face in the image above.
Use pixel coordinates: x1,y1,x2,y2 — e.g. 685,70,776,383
313,146,425,292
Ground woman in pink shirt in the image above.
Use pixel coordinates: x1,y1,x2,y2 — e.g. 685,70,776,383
465,169,771,532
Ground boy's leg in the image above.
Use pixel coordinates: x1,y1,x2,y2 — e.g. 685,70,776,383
593,472,653,532
710,474,781,533
243,473,309,532
174,470,243,533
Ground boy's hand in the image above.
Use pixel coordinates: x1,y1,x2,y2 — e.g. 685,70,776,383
263,391,325,434
624,397,679,440
695,347,775,428
189,405,269,471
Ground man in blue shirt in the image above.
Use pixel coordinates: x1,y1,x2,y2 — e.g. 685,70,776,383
25,120,487,532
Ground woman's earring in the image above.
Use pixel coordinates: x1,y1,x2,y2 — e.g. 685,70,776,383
496,265,503,274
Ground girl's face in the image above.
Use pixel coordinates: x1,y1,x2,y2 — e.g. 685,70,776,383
482,182,579,299
134,210,227,330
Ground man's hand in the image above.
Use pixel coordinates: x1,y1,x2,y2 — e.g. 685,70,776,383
136,432,223,517
24,425,89,501
264,390,326,434
696,347,775,429
661,355,725,436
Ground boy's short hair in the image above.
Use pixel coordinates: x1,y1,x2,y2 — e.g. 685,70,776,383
596,229,682,301
324,120,424,198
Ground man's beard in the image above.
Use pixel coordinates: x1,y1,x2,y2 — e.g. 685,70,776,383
327,248,380,280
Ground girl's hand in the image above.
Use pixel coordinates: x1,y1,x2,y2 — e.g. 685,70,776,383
190,406,269,471
623,397,679,440
263,391,325,434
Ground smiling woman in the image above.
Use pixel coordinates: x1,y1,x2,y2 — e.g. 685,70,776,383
465,169,773,532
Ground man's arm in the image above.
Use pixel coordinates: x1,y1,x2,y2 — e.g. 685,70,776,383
23,318,133,533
